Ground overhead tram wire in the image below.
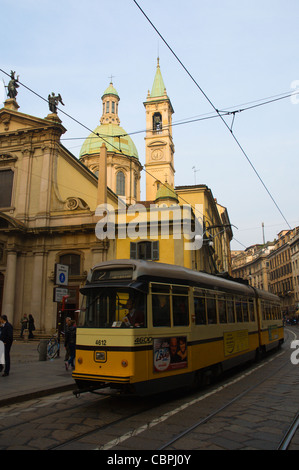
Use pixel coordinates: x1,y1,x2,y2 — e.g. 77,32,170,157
0,68,214,228
0,68,286,245
60,89,299,143
132,0,292,230
0,69,251,249
0,68,123,156
0,68,220,231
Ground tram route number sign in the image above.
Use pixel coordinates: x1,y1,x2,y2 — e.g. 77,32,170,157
55,263,69,286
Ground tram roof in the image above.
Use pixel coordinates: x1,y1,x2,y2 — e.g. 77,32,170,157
88,259,278,299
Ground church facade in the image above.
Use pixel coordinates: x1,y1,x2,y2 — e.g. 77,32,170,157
0,63,232,334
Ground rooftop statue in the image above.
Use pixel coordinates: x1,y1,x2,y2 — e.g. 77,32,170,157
7,71,19,99
48,92,64,114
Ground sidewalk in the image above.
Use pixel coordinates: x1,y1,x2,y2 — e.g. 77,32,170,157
0,340,75,406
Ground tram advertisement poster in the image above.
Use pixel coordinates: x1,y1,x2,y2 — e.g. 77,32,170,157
223,330,249,356
153,337,188,372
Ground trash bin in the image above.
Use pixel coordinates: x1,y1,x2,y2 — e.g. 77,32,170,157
38,339,48,361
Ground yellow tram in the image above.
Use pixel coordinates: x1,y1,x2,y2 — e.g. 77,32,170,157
73,260,284,395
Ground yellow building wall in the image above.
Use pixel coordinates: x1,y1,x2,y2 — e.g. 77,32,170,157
56,156,98,210
115,207,195,270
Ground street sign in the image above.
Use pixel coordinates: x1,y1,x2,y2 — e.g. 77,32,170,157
53,287,69,302
55,263,69,286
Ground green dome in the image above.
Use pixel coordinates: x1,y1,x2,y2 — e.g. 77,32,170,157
155,182,178,202
79,123,139,159
102,83,119,98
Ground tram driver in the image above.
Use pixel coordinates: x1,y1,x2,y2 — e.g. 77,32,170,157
122,297,144,327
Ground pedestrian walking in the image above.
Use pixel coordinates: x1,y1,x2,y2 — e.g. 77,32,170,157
28,314,35,339
0,315,13,377
0,321,4,373
64,317,72,366
65,320,76,370
20,313,28,338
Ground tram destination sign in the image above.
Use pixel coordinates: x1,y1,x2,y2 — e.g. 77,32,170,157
55,263,69,286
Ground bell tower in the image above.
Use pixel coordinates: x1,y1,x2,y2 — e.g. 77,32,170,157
144,59,175,201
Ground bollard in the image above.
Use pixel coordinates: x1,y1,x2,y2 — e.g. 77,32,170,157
38,339,48,361
23,328,29,342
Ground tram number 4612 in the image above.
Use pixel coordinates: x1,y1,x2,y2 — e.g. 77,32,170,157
95,339,107,346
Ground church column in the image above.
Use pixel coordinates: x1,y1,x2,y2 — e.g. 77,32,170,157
16,148,33,221
30,251,45,330
2,250,17,323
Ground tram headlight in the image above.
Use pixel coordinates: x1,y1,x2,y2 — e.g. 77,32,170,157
78,357,83,364
121,359,128,367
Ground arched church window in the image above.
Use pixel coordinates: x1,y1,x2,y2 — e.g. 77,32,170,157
106,101,110,113
153,113,162,134
116,171,126,196
59,253,81,276
111,101,115,113
0,170,14,208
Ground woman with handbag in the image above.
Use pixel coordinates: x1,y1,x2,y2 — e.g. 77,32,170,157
28,314,35,339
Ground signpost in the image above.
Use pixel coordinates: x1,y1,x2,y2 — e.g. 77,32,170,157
53,264,69,357
53,287,69,302
55,263,69,286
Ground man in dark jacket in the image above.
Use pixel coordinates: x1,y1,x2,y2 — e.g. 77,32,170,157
0,315,13,376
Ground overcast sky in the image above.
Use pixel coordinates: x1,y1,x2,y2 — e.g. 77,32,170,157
1,0,298,250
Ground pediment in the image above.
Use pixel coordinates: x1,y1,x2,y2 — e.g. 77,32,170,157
0,213,26,231
0,107,66,135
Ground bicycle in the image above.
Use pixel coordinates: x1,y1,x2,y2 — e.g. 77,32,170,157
47,333,60,359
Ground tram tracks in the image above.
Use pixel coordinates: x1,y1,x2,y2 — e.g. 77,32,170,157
157,353,288,450
97,349,287,451
157,327,299,451
277,412,299,450
0,388,168,450
0,328,297,450
93,328,298,451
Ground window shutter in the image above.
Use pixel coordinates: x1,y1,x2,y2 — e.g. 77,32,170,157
130,242,137,259
152,241,159,260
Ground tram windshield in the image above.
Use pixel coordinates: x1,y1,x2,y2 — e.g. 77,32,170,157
78,288,146,328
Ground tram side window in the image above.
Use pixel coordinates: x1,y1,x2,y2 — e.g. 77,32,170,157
262,301,271,320
206,293,217,324
242,300,249,322
263,302,267,320
152,284,171,327
248,299,255,322
218,296,227,323
172,286,189,326
194,296,207,325
269,304,273,320
227,296,235,323
235,298,243,322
